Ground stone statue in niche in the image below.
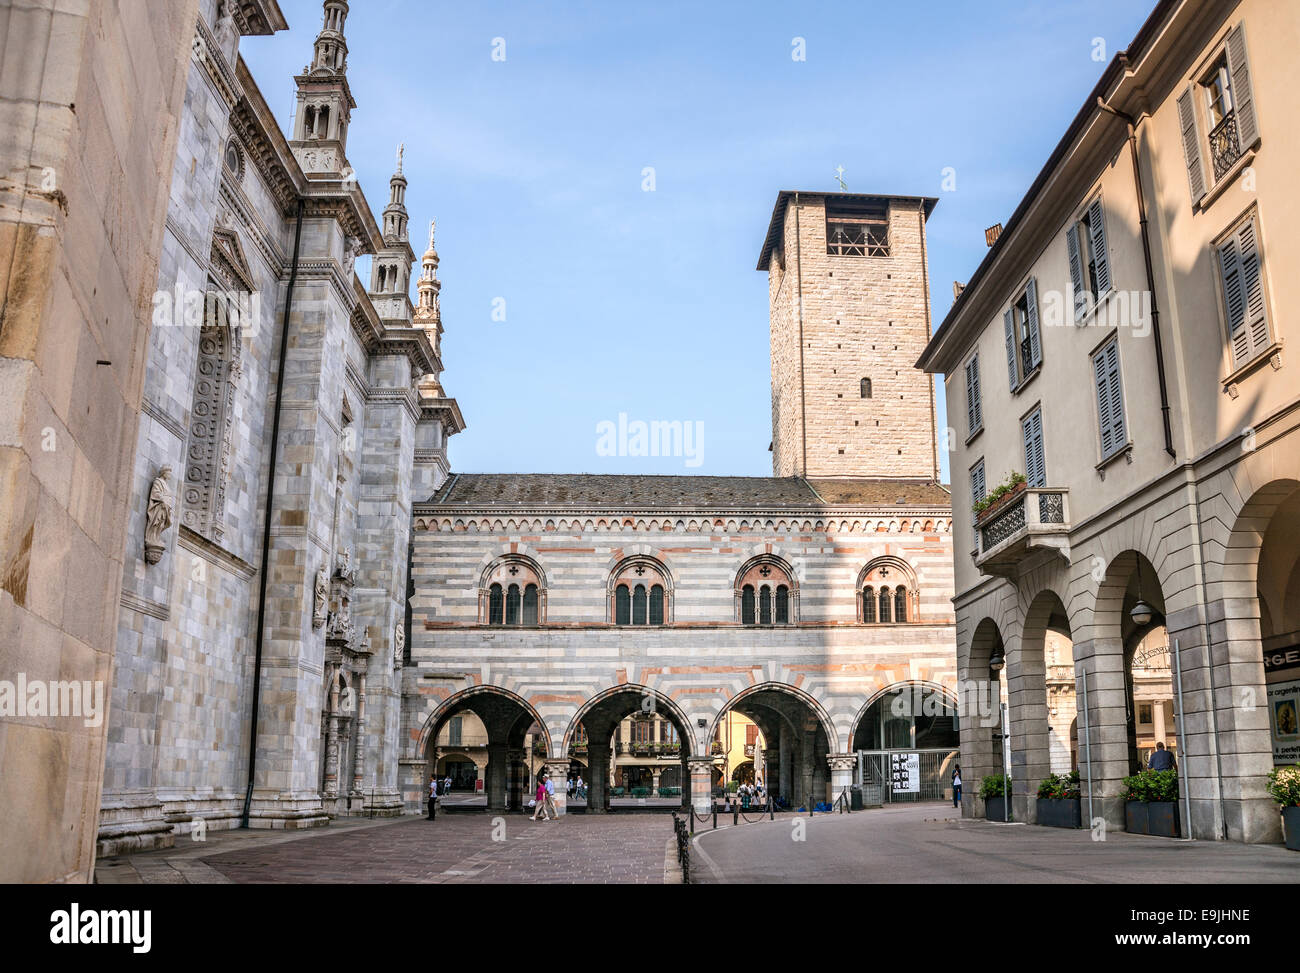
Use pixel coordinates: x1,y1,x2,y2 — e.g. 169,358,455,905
342,235,362,278
393,622,405,667
312,565,328,628
214,0,239,63
144,466,175,565
336,547,357,586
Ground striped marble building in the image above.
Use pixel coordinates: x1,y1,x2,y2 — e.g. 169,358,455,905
399,192,959,813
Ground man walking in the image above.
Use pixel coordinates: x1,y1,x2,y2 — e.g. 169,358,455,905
1148,741,1175,771
544,771,558,819
427,777,438,820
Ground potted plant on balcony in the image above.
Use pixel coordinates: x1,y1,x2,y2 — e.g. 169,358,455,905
1122,769,1180,837
973,472,1027,525
1266,765,1300,851
1035,771,1082,828
980,774,1011,821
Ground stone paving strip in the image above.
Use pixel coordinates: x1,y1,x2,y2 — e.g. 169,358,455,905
96,814,679,885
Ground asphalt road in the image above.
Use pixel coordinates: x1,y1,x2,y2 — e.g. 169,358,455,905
691,803,1300,883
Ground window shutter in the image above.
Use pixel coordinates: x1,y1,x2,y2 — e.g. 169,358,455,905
1226,23,1259,149
1025,278,1042,369
1177,84,1206,202
971,462,985,503
1237,217,1269,359
1218,217,1269,368
965,356,981,433
1094,351,1114,457
1066,222,1086,320
1023,409,1045,487
1003,309,1018,390
1088,197,1111,297
1094,340,1125,458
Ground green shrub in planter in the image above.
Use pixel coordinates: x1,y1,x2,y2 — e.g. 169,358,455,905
611,786,625,797
630,786,651,798
1035,772,1082,828
979,774,1010,799
1035,771,1081,800
1122,769,1180,836
1267,765,1300,852
657,786,682,798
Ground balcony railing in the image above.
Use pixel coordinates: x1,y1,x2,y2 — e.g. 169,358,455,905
973,487,1070,578
1209,110,1241,181
743,744,756,758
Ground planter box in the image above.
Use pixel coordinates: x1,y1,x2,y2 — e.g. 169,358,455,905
1036,797,1081,829
1147,801,1181,838
984,796,1011,821
975,481,1027,526
1283,806,1300,852
1125,800,1180,837
1125,801,1148,835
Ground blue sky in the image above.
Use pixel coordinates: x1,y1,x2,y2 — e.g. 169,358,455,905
242,0,1153,483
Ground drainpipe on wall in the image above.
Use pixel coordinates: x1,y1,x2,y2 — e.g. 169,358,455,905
242,197,305,829
1095,95,1175,459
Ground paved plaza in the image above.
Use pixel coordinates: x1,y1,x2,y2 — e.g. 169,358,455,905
91,802,1300,885
693,804,1300,884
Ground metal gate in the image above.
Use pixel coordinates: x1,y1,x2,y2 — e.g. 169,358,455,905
856,749,960,804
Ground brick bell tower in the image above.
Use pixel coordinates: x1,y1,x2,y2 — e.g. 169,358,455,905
758,191,941,481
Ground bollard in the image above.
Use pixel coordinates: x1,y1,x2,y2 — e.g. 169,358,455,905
733,803,739,826
712,803,717,830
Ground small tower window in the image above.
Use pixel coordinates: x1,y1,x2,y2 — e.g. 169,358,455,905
878,587,892,624
860,378,872,399
741,585,756,626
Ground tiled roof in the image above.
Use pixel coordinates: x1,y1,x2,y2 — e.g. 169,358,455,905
428,474,950,509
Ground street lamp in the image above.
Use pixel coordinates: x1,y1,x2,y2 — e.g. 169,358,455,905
1131,561,1154,627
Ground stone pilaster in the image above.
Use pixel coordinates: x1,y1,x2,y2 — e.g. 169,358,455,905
688,759,715,814
828,754,856,803
545,759,571,816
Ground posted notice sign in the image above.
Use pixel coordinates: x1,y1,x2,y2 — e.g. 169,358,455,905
890,752,920,793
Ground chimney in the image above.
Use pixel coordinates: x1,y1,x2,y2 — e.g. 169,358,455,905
984,223,1003,247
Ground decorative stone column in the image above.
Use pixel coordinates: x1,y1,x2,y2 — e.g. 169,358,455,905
586,742,611,814
779,722,793,804
545,759,571,816
800,723,816,808
323,712,340,800
508,747,527,810
688,758,714,814
828,754,856,804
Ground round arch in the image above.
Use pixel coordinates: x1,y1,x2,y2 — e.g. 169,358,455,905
561,683,699,757
709,681,838,754
416,684,552,760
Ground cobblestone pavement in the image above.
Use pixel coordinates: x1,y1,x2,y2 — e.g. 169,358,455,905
95,813,679,884
692,803,1300,884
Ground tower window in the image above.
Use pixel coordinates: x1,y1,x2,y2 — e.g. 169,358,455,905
860,377,872,399
826,201,889,257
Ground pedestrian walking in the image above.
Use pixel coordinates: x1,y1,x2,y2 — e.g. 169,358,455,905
1148,741,1175,771
427,777,438,820
544,772,558,818
951,764,963,808
532,773,551,821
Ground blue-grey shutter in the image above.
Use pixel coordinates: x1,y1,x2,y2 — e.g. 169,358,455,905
1226,23,1259,150
1025,278,1042,369
965,355,981,433
1218,217,1269,369
1088,197,1110,297
1066,222,1086,321
970,461,985,503
1003,309,1018,389
1023,409,1045,487
1177,84,1206,202
1094,340,1125,459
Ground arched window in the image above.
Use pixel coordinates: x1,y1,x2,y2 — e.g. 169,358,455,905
523,583,539,625
858,557,918,624
481,555,546,625
609,556,671,625
737,556,796,625
861,377,872,398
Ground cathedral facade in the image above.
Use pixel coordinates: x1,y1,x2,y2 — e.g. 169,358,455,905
96,0,462,854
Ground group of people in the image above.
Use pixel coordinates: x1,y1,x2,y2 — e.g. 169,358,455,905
565,776,587,800
532,771,559,821
727,779,766,809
